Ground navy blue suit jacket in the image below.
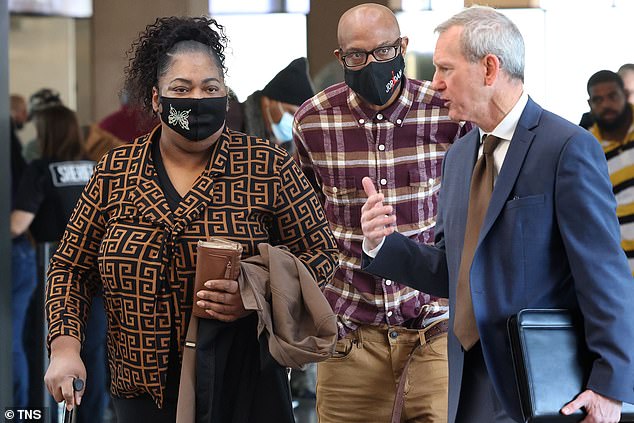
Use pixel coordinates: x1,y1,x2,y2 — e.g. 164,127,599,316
364,98,634,422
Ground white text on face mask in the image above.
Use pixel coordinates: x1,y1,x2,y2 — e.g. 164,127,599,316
385,69,403,93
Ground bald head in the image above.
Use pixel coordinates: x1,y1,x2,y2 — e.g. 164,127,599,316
337,3,400,51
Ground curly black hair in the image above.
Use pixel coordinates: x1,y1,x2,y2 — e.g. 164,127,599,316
123,16,228,115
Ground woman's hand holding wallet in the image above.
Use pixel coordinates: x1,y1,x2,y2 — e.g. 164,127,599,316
193,238,251,322
195,278,251,322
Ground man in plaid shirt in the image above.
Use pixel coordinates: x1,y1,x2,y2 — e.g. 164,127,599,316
293,3,471,422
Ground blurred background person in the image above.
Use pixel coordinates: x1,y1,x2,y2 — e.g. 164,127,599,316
618,63,634,104
10,94,28,131
26,87,134,165
10,104,93,242
579,63,634,130
8,93,37,410
23,88,64,162
11,104,107,423
227,56,318,401
86,88,159,162
9,94,28,197
586,69,634,273
98,89,158,143
230,57,314,156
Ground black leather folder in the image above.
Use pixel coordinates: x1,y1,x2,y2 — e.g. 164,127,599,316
508,309,634,422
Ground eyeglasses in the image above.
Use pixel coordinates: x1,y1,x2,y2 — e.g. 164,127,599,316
339,38,402,68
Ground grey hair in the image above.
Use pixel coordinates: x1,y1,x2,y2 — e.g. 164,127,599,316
435,5,525,82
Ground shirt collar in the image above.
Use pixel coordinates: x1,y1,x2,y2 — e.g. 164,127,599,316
347,76,414,127
146,124,230,178
478,91,529,141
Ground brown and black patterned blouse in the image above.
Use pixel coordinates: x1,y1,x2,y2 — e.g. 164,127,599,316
46,126,339,406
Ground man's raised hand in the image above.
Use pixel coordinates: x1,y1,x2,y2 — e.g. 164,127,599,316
360,177,396,251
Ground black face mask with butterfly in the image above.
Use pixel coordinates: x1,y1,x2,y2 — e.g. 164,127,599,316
159,96,227,141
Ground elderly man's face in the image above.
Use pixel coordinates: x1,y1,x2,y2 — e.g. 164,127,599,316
432,26,489,125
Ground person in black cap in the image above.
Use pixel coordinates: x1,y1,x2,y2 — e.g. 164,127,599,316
227,58,321,400
23,88,64,161
229,57,314,155
28,88,63,117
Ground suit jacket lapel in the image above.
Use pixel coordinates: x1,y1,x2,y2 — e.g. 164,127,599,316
478,98,541,243
450,129,481,255
461,129,480,208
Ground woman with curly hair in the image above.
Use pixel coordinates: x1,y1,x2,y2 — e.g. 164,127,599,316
43,16,338,422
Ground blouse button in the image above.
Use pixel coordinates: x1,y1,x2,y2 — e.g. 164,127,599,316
359,118,365,125
385,279,392,286
380,178,387,186
396,119,402,125
378,144,385,151
386,310,393,317
376,113,384,120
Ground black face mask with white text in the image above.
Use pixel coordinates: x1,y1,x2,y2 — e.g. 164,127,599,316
344,54,405,106
159,96,227,141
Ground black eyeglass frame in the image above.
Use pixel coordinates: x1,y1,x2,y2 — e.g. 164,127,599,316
338,37,402,69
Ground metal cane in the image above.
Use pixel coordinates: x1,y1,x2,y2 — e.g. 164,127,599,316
62,378,84,423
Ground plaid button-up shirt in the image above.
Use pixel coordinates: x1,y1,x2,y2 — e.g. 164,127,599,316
294,78,472,337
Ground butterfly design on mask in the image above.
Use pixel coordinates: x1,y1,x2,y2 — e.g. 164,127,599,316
168,105,191,130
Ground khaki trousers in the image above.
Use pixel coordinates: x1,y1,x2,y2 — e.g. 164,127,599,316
316,323,449,423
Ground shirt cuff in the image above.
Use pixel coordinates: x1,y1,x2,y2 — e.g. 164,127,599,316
362,237,385,258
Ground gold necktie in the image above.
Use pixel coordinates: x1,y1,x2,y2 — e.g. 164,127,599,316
454,134,502,350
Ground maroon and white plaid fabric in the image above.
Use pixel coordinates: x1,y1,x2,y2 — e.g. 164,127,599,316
294,77,473,337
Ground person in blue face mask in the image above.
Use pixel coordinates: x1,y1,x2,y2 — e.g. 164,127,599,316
230,58,315,157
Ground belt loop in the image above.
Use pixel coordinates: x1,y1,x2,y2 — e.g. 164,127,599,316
418,319,449,346
418,328,428,346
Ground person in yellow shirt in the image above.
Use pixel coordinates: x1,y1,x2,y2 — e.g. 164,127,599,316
587,69,634,272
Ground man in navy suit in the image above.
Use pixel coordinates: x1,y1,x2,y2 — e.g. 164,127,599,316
360,6,634,423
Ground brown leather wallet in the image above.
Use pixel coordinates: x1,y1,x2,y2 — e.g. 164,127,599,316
192,238,243,319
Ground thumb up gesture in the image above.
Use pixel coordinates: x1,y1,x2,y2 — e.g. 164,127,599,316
360,177,396,251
